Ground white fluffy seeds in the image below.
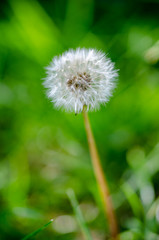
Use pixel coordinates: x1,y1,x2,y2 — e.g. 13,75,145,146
44,48,118,113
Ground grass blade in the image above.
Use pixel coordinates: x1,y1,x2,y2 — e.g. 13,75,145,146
22,219,53,240
67,189,93,240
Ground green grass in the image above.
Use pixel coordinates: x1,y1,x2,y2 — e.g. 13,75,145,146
0,0,159,239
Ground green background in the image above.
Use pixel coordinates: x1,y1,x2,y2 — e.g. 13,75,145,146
0,0,159,239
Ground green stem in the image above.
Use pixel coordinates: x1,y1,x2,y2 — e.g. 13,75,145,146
83,107,119,240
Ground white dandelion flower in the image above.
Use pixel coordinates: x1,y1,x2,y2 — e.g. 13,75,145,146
44,48,118,113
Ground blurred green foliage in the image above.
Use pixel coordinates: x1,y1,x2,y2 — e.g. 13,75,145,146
0,0,159,239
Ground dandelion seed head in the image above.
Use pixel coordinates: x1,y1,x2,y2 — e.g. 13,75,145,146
44,48,118,113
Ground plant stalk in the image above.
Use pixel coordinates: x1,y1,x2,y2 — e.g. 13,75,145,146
82,107,119,240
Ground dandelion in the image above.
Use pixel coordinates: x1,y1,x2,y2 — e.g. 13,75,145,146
44,48,118,113
43,48,119,240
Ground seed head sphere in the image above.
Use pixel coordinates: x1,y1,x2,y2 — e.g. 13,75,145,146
44,48,118,113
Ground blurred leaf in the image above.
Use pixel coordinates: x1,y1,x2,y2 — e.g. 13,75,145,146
122,183,144,219
64,0,94,46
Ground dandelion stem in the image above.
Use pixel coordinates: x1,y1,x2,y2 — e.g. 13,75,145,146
82,107,119,240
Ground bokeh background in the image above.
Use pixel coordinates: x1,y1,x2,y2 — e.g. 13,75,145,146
1,0,159,239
